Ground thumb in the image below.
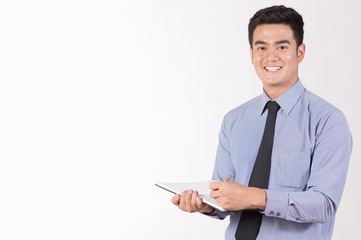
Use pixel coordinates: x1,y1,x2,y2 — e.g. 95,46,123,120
171,194,180,205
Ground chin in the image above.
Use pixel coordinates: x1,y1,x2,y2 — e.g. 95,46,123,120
262,79,280,86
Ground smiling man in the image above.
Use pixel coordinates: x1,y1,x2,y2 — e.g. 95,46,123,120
171,5,352,240
251,24,305,99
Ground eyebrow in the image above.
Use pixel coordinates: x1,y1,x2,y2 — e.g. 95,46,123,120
275,40,290,45
254,40,291,45
254,40,267,45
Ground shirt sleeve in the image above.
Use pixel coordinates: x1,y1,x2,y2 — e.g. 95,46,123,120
212,112,236,181
202,208,230,220
264,110,352,223
205,114,234,220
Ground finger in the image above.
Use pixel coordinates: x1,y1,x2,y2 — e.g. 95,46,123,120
209,189,220,199
196,195,204,209
184,190,195,212
171,194,180,205
191,191,201,211
178,191,188,210
209,181,221,190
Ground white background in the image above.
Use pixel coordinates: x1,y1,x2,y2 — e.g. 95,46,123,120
0,0,360,239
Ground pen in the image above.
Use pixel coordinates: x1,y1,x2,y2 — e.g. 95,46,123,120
225,172,235,182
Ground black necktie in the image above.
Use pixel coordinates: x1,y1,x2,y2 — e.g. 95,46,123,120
235,101,280,240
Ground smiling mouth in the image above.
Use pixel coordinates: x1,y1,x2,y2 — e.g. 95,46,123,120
264,66,282,72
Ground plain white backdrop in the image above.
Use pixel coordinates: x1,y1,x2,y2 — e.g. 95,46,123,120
0,0,360,239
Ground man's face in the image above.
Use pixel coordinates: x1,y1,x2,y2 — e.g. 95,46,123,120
250,24,305,95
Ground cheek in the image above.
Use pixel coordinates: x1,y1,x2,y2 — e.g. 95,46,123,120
283,52,296,61
254,55,263,65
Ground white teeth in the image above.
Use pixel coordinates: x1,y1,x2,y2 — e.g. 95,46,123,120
265,66,281,71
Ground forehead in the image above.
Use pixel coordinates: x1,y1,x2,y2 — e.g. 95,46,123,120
253,24,295,44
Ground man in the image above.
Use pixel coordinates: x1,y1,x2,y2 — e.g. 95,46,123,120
171,5,352,240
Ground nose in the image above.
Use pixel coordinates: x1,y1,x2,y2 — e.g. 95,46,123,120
266,48,279,60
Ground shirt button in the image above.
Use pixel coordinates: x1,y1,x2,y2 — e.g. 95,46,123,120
276,212,281,217
269,211,274,215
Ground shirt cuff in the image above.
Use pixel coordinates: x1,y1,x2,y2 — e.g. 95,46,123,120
263,189,288,219
202,208,229,220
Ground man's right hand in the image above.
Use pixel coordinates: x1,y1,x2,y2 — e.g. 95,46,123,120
171,189,215,214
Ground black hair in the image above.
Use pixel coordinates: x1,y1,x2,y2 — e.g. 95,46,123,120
248,5,304,48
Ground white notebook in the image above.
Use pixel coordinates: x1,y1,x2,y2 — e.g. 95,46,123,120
155,180,226,212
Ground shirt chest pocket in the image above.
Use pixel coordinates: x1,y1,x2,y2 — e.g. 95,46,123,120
271,147,311,191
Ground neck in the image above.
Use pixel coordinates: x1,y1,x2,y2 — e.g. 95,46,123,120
263,78,298,100
264,88,284,100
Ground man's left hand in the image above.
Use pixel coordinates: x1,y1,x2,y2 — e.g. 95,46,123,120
209,182,267,211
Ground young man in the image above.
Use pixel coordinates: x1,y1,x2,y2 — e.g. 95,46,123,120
171,5,352,240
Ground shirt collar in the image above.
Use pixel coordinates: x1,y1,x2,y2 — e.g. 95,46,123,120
260,79,305,115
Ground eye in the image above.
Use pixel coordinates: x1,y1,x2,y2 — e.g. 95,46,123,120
258,46,266,51
278,45,287,50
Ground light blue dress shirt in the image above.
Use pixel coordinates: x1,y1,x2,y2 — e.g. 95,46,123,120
210,80,352,240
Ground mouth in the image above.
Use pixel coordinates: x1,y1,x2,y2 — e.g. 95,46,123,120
264,66,282,72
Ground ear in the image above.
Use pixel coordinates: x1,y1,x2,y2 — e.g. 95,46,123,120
297,43,306,63
250,47,255,65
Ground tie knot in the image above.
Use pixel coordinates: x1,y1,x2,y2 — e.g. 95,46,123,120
267,101,280,113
